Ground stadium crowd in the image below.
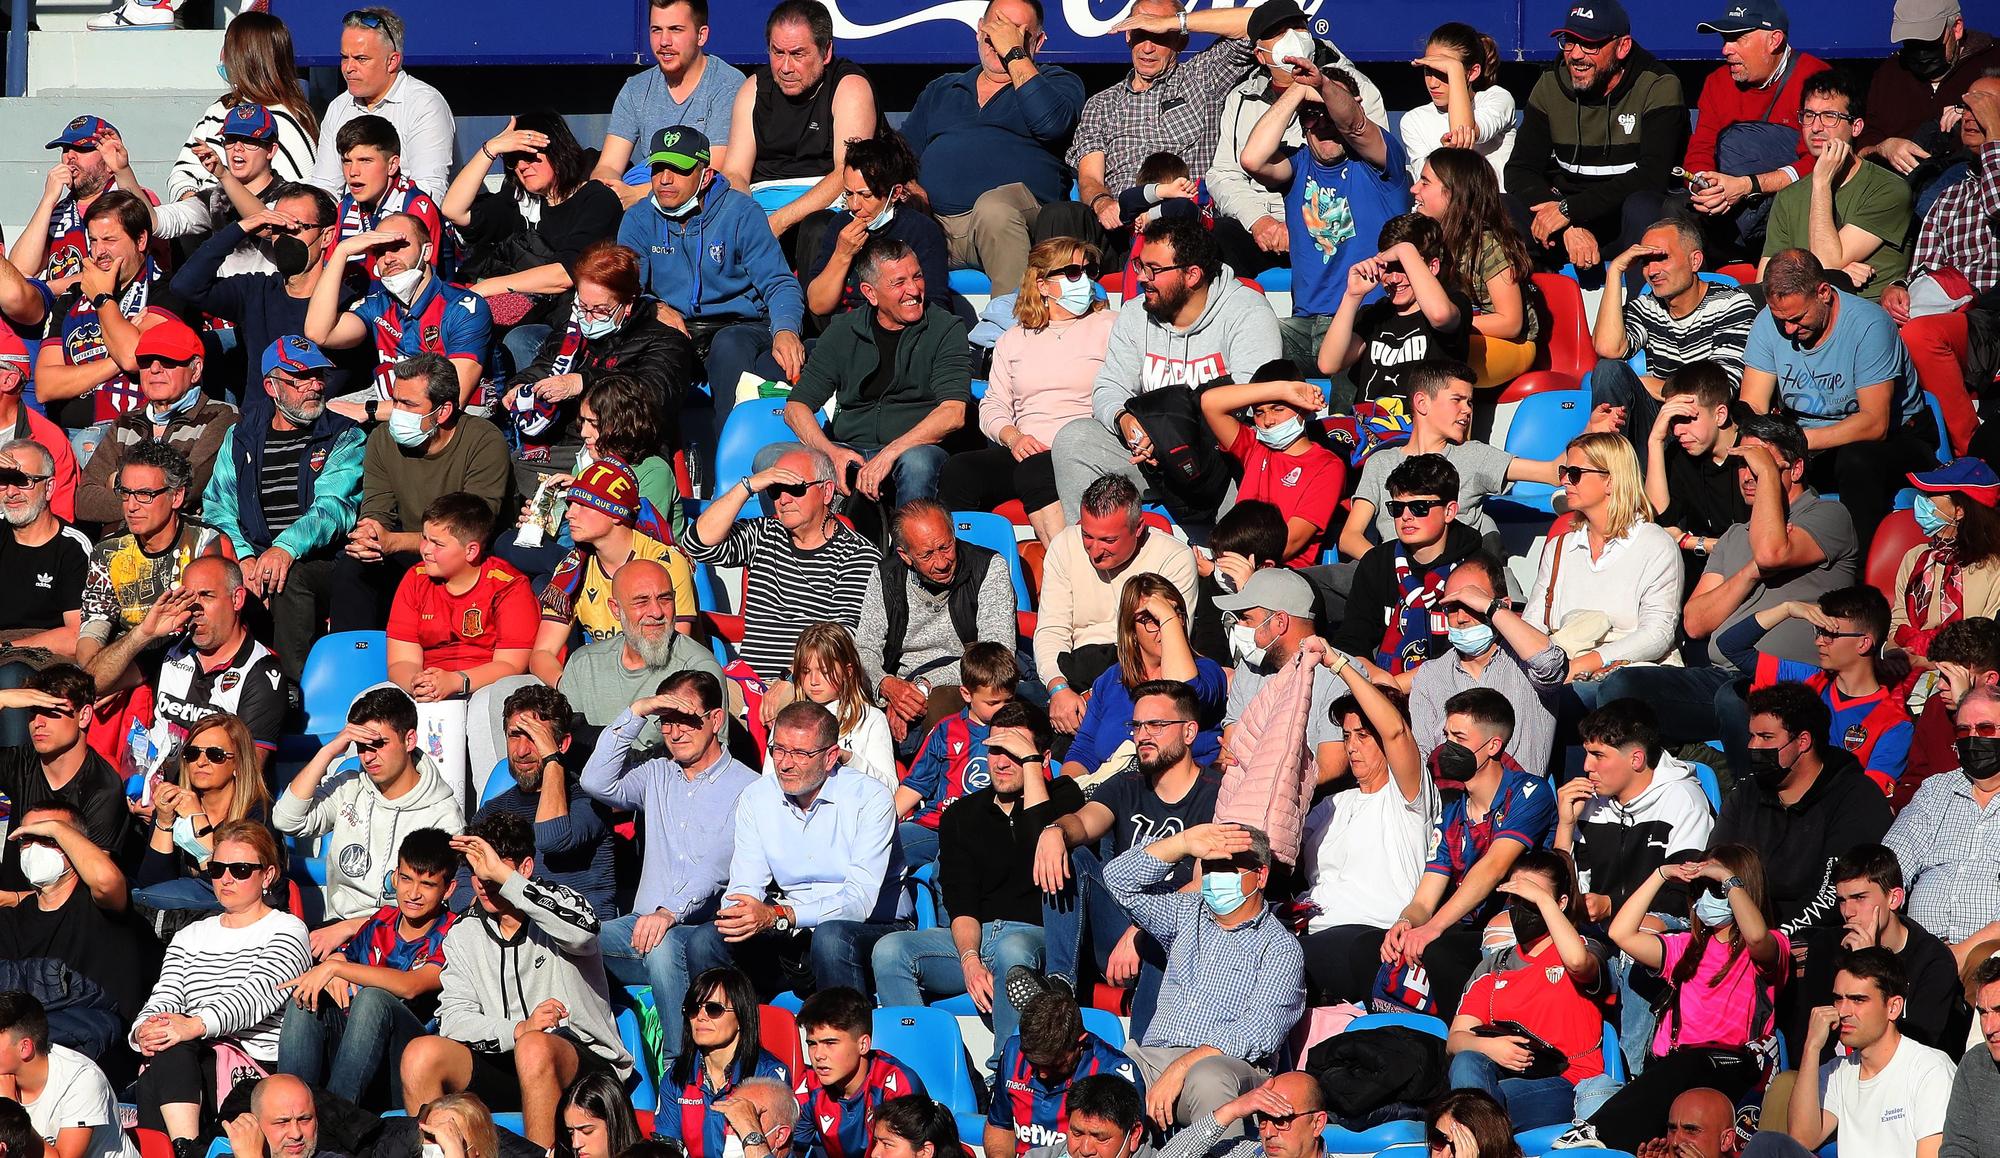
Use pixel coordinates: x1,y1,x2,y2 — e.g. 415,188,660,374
2,0,2000,1156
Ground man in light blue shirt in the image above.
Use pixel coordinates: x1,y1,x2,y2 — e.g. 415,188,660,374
591,0,746,210
585,668,758,1064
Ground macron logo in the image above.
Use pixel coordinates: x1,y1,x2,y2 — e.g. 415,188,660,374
819,1117,835,1133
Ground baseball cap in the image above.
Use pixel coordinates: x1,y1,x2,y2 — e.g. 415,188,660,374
134,319,204,363
647,126,711,172
1891,0,1959,41
1213,568,1317,617
567,457,641,525
0,328,28,372
1908,458,2000,507
220,103,279,142
1697,0,1789,35
1550,0,1630,41
46,115,114,150
261,335,334,377
1245,0,1307,42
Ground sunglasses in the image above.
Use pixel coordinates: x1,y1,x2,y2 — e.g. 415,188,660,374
135,355,197,371
1045,262,1099,281
0,468,51,488
1556,465,1611,485
1956,722,2000,738
343,8,386,27
1385,498,1444,518
1813,626,1870,641
1249,1112,1305,1129
685,999,735,1019
180,745,235,765
769,481,822,499
204,860,264,881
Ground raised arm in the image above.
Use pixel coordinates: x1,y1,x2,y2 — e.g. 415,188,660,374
1325,644,1421,802
1241,82,1308,185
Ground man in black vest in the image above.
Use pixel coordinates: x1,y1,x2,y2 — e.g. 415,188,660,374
855,499,1017,754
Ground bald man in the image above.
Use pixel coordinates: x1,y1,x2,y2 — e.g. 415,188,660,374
221,1075,331,1158
1638,1088,1743,1158
557,557,726,746
1157,1071,1328,1155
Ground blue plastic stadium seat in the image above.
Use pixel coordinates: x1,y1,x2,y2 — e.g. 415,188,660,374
948,269,993,296
298,631,389,743
1926,392,1951,465
1516,1123,1566,1156
1081,1006,1125,1048
872,1005,981,1115
479,757,513,805
615,1000,660,1111
912,861,945,930
950,510,1033,612
1492,391,1591,514
712,399,795,500
1319,1119,1422,1155
932,992,979,1016
1689,762,1722,812
1253,267,1292,292
491,1113,526,1136
1346,1011,1449,1039
969,377,989,401
771,991,804,1013
1601,1019,1627,1083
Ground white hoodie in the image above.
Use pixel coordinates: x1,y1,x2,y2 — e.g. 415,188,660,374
272,751,466,920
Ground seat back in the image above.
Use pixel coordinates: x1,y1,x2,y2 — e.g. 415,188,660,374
872,1005,982,1115
1345,1010,1449,1039
299,631,388,742
1529,273,1598,382
1865,509,1925,596
760,1003,806,1078
1689,762,1722,813
479,757,514,805
1490,390,1590,514
1080,1006,1125,1048
712,399,795,500
950,510,1032,612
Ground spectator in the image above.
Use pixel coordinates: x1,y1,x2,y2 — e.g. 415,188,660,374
1400,23,1516,188
1892,460,2000,658
308,7,455,202
717,0,880,254
328,354,512,632
1681,0,1831,261
616,125,806,420
1103,821,1304,1130
1330,454,1485,684
983,989,1144,1158
1743,249,1930,548
30,191,192,432
417,1096,500,1158
74,442,230,675
939,238,1114,544
129,821,311,1149
1218,568,1349,785
0,331,77,523
0,672,127,871
146,104,287,270
760,624,896,793
790,988,927,1158
1594,219,1761,443
897,0,1086,293
1411,149,1540,387
0,991,135,1158
1188,501,1288,660
555,1071,643,1158
169,185,354,411
468,686,616,920
0,801,155,1027
1760,69,1913,300
1023,1074,1151,1158
1152,1070,1326,1158
1380,686,1556,1016
0,440,89,663
800,135,952,323
1802,845,1963,1052
1049,217,1280,522
273,826,458,1104
558,560,725,748
274,687,466,928
1642,362,1752,594
308,212,490,406
587,672,757,1066
1597,413,1858,749
1426,1092,1522,1158
682,445,880,684
1862,1,2000,169
892,645,1022,863
1885,687,2000,958
655,967,790,1158
74,318,237,526
1446,849,1611,1130
1900,617,2000,799
202,337,367,681
226,1076,344,1158
1065,577,1226,781
710,1076,800,1158
1763,949,1954,1158
323,116,445,296
1417,554,1566,774
1298,649,1438,1002
1240,56,1410,369
1637,1088,1744,1158
1315,215,1469,404
855,501,1015,749
400,814,630,1149
1560,699,1715,919
874,703,1085,1072
776,236,971,506
166,13,319,203
10,118,158,291
1504,0,1684,272
593,0,746,210
1943,956,2000,1157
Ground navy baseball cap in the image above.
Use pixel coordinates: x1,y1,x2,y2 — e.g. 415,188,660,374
1550,0,1631,41
220,103,278,142
1697,0,1789,34
647,126,711,171
262,335,334,377
46,115,114,149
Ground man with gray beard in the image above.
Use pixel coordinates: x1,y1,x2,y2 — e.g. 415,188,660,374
558,557,725,755
0,439,92,662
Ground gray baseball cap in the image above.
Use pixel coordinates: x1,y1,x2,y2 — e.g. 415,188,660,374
1891,0,1959,41
1213,568,1317,617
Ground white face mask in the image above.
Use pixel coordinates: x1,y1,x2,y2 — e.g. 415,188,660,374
1229,619,1270,667
379,265,425,303
388,405,434,449
1056,273,1095,316
1256,415,1306,449
1268,29,1316,70
657,189,700,219
420,1144,445,1158
865,201,897,232
19,843,68,889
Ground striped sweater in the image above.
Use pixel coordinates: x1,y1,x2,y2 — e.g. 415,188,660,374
681,516,880,681
130,909,311,1063
1618,283,1760,383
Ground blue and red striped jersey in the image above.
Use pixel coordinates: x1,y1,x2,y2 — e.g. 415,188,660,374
659,1048,791,1158
793,1050,927,1158
901,713,992,831
985,1032,1144,1156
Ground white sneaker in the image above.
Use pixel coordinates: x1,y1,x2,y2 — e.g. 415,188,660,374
1549,1122,1606,1149
87,0,178,29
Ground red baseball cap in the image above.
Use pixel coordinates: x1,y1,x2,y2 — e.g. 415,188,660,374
0,328,28,371
134,318,204,363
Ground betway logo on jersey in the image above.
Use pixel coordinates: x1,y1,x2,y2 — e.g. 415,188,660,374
1015,1123,1068,1147
1141,352,1227,392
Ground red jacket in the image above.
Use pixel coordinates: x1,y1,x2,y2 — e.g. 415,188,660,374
1684,51,1831,176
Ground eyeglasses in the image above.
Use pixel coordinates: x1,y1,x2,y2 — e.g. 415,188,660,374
1556,465,1611,485
1799,110,1856,126
1813,626,1870,641
1384,498,1444,518
685,999,735,1019
267,372,323,392
116,485,174,503
1556,33,1614,51
136,355,196,371
1130,260,1188,280
204,860,264,881
576,300,624,323
1132,614,1165,635
1044,262,1099,281
0,468,51,489
769,741,835,763
180,745,235,765
1956,722,2000,738
1128,718,1192,735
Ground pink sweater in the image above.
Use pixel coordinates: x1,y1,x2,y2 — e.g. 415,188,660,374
980,308,1117,446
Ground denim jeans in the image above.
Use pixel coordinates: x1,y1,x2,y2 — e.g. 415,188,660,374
600,917,713,1064
1040,844,1167,1039
899,820,940,873
871,920,1044,1073
501,324,552,380
1447,1050,1577,1131
275,985,428,1104
676,920,909,1002
1589,358,1662,455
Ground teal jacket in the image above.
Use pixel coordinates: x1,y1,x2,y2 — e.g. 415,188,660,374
202,418,368,560
788,304,972,448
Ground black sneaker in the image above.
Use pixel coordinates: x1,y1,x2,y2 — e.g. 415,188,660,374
1004,964,1051,1011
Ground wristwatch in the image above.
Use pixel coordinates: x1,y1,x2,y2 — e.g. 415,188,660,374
740,1133,769,1150
773,907,794,934
1002,46,1030,67
1555,198,1572,222
89,292,116,310
1719,875,1744,893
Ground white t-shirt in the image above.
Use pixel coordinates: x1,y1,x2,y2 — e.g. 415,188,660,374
24,1045,138,1158
1300,770,1440,931
1819,1034,1956,1158
1396,88,1518,189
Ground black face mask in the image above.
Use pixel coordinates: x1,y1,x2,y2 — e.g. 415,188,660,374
1957,737,2000,782
1744,744,1792,791
1900,38,1952,81
270,235,313,279
1435,740,1479,781
1509,897,1549,947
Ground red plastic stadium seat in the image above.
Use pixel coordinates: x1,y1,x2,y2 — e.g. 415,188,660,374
760,1003,806,1077
1866,509,1925,598
1715,261,1758,286
136,1129,173,1158
994,499,1029,526
1495,370,1584,405
1529,273,1598,382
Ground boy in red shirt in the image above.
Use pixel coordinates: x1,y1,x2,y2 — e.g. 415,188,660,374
1198,362,1346,568
386,491,536,808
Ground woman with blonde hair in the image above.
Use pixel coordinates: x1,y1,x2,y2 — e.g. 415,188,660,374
132,712,277,917
1061,574,1227,781
939,237,1116,543
168,12,319,201
423,1092,504,1158
763,623,896,792
1520,431,1683,684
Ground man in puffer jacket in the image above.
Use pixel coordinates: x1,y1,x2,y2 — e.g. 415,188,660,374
401,811,630,1149
272,686,466,938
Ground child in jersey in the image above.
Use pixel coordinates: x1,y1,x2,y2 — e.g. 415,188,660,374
986,991,1144,1158
330,114,445,292
659,966,792,1158
893,641,1021,869
793,988,926,1158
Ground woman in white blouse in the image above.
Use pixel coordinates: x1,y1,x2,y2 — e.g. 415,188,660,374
168,13,319,202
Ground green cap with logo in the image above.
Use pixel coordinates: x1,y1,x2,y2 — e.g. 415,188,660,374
647,125,711,171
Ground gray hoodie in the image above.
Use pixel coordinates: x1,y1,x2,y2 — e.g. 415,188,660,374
271,752,466,920
1090,263,1283,429
437,872,631,1075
